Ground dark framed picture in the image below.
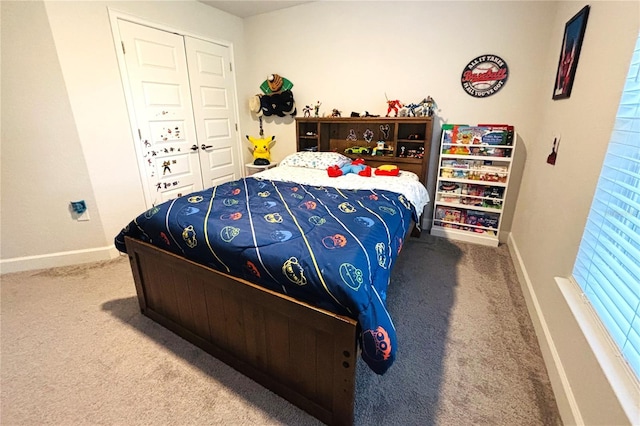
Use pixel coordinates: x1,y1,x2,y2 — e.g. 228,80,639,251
553,5,590,100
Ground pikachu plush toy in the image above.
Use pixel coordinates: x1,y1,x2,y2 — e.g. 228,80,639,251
246,135,275,166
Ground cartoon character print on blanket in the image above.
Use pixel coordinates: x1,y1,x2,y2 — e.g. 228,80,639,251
114,177,417,374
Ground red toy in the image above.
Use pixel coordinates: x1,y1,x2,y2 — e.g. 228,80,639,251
385,99,403,117
327,158,372,177
374,164,400,176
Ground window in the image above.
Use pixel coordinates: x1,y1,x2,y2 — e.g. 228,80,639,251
572,33,640,380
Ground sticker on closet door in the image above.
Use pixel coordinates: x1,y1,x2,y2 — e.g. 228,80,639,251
149,121,184,142
153,154,193,178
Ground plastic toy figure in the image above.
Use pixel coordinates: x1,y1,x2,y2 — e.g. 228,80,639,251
404,102,422,117
303,105,312,117
420,96,437,117
331,108,341,117
344,146,370,155
314,101,322,117
385,98,403,117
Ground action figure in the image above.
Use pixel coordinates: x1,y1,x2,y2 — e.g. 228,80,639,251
385,98,403,117
421,96,437,117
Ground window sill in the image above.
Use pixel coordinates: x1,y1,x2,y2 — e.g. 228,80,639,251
556,276,640,425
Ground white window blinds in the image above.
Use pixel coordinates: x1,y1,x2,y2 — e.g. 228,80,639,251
573,33,640,379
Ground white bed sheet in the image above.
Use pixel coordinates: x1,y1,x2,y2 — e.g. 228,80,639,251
252,165,430,217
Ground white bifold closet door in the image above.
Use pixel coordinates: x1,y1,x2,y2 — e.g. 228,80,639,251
118,20,241,207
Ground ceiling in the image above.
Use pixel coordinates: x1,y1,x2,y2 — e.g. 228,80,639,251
199,1,313,18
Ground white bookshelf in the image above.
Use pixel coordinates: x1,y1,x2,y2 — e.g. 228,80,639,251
430,125,516,247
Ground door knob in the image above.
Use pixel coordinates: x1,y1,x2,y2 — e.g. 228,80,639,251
190,144,198,151
201,144,213,150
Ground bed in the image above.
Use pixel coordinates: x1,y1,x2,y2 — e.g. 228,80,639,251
115,152,429,425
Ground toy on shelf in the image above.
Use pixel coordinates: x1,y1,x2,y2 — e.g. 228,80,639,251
350,111,380,118
331,109,342,117
397,96,437,117
420,96,438,117
303,105,312,117
327,158,371,177
372,143,393,156
399,102,422,117
314,101,322,117
385,95,403,117
246,135,275,165
345,146,370,155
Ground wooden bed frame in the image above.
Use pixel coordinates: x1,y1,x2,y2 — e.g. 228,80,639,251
125,236,359,425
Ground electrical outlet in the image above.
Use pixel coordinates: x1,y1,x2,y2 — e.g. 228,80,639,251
70,200,89,221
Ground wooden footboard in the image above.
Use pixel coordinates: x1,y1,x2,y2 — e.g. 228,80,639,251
124,237,358,425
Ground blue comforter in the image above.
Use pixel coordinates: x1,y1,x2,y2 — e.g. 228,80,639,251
115,177,416,374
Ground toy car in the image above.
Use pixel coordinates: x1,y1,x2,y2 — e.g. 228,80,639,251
345,146,370,155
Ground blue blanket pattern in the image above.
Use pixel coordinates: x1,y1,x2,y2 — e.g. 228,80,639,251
114,177,416,374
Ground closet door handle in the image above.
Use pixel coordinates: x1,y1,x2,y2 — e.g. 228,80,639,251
201,144,213,150
190,144,199,151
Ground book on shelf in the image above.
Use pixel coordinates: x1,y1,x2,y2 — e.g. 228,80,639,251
442,124,513,147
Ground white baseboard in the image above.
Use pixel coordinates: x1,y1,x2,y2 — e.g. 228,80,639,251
507,233,583,426
0,245,120,274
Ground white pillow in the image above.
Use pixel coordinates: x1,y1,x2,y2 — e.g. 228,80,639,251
279,151,352,170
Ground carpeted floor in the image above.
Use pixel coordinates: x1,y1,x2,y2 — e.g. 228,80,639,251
1,235,562,425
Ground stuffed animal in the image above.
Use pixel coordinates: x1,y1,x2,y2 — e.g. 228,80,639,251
374,164,400,176
327,158,372,177
246,135,275,165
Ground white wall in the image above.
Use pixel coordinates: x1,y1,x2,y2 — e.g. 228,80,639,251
1,1,109,264
509,2,639,425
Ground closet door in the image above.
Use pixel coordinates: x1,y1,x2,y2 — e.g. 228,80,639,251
185,37,242,187
118,20,204,205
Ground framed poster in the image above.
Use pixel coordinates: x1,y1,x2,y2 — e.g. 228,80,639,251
553,5,590,100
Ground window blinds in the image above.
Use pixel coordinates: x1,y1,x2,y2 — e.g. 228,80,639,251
573,34,640,379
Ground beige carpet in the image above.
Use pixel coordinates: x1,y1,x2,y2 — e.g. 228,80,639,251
1,235,562,425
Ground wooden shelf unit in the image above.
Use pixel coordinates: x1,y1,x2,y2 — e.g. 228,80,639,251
295,117,433,184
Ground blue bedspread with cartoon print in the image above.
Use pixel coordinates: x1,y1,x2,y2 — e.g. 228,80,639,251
114,177,417,374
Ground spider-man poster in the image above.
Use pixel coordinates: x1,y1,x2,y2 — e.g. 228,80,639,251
553,6,590,100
